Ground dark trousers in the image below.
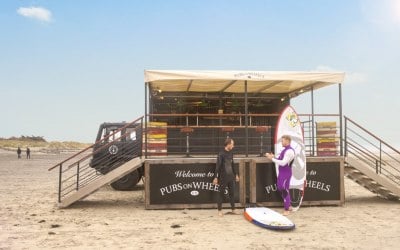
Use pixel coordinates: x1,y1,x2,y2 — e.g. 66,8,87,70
217,180,235,211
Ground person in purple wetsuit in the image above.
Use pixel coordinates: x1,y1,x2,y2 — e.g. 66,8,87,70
266,135,295,216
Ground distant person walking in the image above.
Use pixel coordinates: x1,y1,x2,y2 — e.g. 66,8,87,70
26,147,31,159
17,147,22,159
213,138,240,217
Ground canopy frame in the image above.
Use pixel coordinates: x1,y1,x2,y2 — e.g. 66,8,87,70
144,70,345,157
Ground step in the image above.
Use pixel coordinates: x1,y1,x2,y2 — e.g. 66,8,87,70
386,194,400,201
346,174,375,184
346,172,370,180
59,157,145,208
345,156,400,198
355,179,399,199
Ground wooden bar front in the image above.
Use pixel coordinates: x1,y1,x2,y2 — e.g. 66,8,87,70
145,156,344,209
145,158,246,209
249,156,345,206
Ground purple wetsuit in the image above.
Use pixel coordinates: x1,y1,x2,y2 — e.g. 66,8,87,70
274,145,294,211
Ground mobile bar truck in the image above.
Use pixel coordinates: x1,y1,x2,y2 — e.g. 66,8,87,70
143,70,345,209
49,70,348,209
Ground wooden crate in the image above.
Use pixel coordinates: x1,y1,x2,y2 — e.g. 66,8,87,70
143,122,168,156
316,122,338,156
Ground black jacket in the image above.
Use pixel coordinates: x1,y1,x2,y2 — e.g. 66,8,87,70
214,149,236,185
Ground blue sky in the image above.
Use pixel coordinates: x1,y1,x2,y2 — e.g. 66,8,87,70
1,0,400,147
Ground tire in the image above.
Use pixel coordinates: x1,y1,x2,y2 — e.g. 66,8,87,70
110,170,141,191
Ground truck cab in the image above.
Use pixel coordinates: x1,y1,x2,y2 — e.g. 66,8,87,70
90,122,143,190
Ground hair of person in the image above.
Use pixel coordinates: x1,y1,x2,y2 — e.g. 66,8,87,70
224,138,234,146
281,135,291,142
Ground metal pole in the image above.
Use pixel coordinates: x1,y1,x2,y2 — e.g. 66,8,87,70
379,141,382,174
339,83,343,156
245,80,248,157
58,164,62,203
219,94,223,126
140,117,144,158
76,162,80,191
344,117,347,156
145,82,148,159
311,86,315,156
186,133,190,157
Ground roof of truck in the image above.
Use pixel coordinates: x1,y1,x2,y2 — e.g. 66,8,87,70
144,70,345,96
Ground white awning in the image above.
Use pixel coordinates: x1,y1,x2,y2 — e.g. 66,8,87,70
145,70,345,95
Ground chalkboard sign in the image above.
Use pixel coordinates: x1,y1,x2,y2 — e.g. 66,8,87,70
253,158,343,204
303,161,341,201
147,162,240,206
255,162,282,202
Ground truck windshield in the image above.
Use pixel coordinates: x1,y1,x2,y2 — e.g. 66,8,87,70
101,127,122,142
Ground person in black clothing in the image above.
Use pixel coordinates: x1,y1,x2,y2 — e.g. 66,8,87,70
17,147,22,159
26,147,31,159
213,138,240,217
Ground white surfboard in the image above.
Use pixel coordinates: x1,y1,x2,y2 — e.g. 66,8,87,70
274,105,306,210
244,207,295,230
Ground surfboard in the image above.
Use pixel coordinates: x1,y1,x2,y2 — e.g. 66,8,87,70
274,105,306,210
244,207,295,230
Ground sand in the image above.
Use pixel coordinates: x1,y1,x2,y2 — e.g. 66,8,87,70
0,149,399,250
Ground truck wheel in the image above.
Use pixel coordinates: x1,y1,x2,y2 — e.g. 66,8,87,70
110,170,141,191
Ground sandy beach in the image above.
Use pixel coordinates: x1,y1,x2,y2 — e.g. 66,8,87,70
0,149,399,250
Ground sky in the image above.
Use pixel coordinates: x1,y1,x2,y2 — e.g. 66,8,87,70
1,0,400,147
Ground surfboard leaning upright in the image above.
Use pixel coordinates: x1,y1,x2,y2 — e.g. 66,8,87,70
274,105,306,210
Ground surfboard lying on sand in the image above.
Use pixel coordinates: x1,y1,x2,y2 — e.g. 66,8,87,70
274,105,306,210
244,207,295,230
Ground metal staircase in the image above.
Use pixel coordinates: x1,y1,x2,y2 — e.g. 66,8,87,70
344,116,400,200
48,116,144,208
58,157,144,208
345,157,400,200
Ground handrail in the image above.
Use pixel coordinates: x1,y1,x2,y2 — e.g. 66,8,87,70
346,140,388,166
344,116,400,155
51,116,144,204
148,113,279,117
298,113,341,117
164,125,272,128
147,112,342,157
147,113,340,117
344,116,400,185
48,144,94,171
298,114,341,157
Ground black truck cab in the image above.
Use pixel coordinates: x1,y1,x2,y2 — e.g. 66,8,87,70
90,122,143,190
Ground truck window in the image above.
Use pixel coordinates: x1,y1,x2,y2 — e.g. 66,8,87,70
126,128,137,141
100,128,109,142
110,130,121,142
101,127,122,143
